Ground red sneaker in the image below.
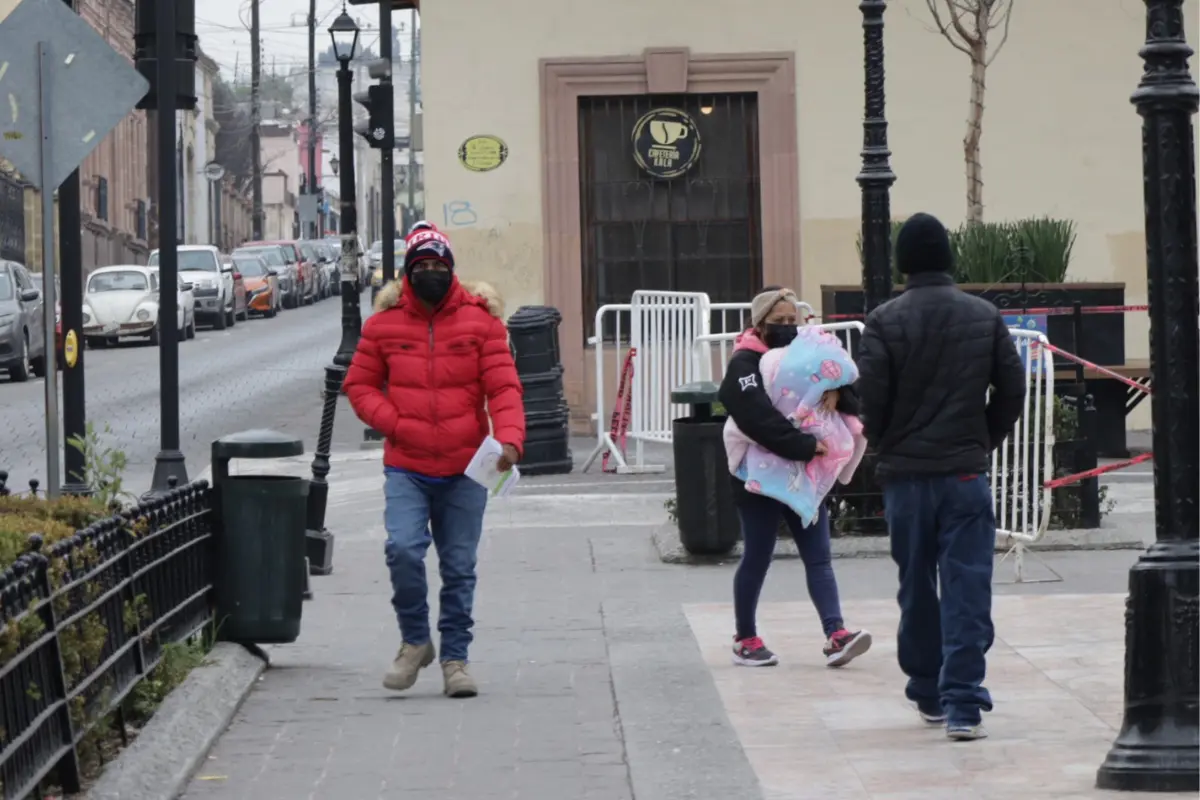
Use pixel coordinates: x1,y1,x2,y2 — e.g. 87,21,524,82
823,628,872,667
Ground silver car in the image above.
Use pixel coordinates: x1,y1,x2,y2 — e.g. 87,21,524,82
0,260,48,381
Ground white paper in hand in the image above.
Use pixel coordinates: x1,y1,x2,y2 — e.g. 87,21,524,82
464,436,520,497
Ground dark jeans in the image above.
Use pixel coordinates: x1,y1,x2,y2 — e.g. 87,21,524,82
734,492,843,640
883,473,996,726
383,471,488,663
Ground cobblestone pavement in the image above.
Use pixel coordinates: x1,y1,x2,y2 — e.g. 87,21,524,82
179,454,1150,800
0,291,376,495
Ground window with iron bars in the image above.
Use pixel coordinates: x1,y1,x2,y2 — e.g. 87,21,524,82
136,199,147,240
96,177,109,222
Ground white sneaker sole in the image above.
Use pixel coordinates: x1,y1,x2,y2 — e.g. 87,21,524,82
731,651,780,667
947,726,988,741
825,631,873,667
911,702,947,725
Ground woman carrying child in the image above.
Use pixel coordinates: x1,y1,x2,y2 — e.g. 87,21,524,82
716,286,872,668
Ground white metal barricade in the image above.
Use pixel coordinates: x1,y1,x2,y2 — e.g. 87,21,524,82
993,329,1057,583
583,292,711,473
584,302,632,473
624,291,711,471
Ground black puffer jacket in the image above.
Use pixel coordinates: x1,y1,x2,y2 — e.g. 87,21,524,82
856,272,1026,482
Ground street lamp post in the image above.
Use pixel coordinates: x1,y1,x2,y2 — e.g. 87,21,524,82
305,8,362,578
1095,0,1199,792
857,0,896,315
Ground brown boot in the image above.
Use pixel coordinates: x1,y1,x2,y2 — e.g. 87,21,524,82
441,660,478,698
382,642,434,691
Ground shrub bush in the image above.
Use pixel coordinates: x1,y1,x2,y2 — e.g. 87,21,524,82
855,217,1076,285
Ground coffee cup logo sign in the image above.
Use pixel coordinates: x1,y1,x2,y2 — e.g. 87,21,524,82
632,108,701,179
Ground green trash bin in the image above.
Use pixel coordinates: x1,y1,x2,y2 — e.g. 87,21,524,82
212,429,309,644
671,381,740,555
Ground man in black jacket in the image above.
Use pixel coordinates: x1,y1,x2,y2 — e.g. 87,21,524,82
857,212,1025,741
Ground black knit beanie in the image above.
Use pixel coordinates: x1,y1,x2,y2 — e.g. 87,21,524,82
895,213,953,275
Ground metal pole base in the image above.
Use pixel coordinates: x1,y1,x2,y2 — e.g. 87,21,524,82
146,448,189,498
1096,539,1200,793
306,528,335,575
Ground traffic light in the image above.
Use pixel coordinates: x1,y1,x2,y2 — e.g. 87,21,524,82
354,84,394,149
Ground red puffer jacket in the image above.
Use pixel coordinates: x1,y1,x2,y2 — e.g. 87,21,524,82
343,276,525,477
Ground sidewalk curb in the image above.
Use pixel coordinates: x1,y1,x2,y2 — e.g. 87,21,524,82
87,642,268,800
650,523,1147,565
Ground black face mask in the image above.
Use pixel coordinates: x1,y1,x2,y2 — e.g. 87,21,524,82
410,270,452,305
762,323,798,349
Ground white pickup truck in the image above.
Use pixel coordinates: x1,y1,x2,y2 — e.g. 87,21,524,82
148,244,236,329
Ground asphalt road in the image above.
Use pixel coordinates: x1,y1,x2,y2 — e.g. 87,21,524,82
0,290,375,496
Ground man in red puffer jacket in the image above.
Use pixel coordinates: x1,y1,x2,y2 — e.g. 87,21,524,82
343,228,524,699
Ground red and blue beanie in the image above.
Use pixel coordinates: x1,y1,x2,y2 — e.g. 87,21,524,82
404,229,455,277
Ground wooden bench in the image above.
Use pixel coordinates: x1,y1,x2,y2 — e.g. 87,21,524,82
1054,359,1150,458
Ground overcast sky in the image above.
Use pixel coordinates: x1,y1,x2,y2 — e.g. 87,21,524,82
197,0,419,81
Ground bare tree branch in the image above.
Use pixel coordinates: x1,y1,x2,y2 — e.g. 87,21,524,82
985,1,1015,66
925,0,973,56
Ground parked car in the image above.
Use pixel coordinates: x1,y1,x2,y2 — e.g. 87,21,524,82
369,240,406,302
148,244,236,330
314,241,339,297
0,260,48,381
82,265,195,346
233,254,280,317
30,272,64,369
298,240,330,300
233,244,296,308
221,261,249,322
245,240,315,306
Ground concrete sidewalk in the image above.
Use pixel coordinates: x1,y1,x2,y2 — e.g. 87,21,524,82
178,453,1179,800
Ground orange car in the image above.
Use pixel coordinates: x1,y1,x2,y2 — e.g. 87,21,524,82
231,254,280,317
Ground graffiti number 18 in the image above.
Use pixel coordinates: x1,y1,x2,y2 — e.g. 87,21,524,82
443,200,479,227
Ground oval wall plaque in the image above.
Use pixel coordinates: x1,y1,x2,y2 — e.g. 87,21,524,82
458,135,508,172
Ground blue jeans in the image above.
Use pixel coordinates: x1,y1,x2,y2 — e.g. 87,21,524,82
883,473,996,726
383,471,488,663
734,493,843,639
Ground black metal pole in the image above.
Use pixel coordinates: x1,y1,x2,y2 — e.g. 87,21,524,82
379,1,395,284
857,0,895,316
148,0,187,495
1095,0,1200,791
305,60,361,578
59,0,87,496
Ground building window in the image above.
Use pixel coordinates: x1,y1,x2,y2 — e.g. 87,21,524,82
578,93,764,341
136,199,147,240
96,177,109,222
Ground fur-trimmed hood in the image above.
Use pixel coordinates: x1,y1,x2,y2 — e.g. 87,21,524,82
373,277,505,319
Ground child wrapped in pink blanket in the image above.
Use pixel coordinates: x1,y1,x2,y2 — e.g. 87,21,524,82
723,326,867,527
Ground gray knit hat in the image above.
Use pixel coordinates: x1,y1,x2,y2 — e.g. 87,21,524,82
750,287,799,327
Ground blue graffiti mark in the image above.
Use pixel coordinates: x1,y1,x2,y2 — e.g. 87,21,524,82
443,200,479,227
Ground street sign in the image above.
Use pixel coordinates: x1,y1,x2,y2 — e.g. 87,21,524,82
298,194,319,229
0,0,150,189
203,161,225,182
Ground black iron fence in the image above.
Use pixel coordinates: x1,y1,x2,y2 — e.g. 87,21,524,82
0,480,214,799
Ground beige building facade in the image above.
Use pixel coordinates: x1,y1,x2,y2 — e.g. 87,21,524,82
421,0,1199,426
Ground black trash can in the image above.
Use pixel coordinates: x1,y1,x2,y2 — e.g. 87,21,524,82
212,430,309,644
522,405,574,475
671,382,739,556
507,305,562,376
520,367,566,415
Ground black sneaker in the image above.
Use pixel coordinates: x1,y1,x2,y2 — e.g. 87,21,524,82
732,636,779,667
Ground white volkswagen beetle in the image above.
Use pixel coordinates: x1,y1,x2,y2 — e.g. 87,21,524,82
82,265,196,347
